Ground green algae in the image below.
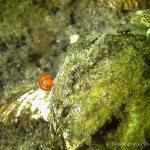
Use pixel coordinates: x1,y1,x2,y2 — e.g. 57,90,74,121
129,10,150,40
0,119,63,150
0,1,150,150
130,10,150,29
48,32,150,149
0,0,71,104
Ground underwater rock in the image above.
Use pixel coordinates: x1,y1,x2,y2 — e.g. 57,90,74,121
130,10,150,29
0,30,150,150
130,10,150,40
48,31,150,149
0,1,150,150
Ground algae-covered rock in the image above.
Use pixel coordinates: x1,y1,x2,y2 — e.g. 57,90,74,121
1,30,149,150
129,10,150,40
0,1,150,150
48,31,150,149
130,10,150,29
0,0,71,104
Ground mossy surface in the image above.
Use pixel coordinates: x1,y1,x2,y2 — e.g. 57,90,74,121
0,1,150,150
0,0,71,104
130,10,150,29
49,32,150,149
0,119,64,150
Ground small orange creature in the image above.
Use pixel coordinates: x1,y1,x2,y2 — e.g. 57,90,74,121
38,73,53,91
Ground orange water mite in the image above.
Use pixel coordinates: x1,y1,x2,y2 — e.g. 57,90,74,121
38,73,53,91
